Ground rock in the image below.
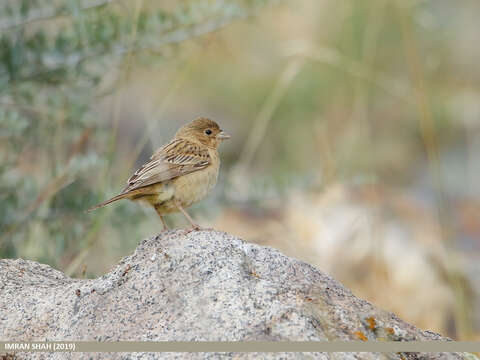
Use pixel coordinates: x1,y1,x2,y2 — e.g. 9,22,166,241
0,230,474,359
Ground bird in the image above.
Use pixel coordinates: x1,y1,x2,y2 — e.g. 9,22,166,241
88,117,230,231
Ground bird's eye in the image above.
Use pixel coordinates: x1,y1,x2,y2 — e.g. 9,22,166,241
205,129,212,135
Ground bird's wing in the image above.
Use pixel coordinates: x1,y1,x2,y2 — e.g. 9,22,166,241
122,138,211,194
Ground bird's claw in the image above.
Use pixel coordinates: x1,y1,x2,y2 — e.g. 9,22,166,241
176,223,215,236
182,224,204,235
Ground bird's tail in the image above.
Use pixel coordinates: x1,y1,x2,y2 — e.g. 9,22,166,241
86,193,130,213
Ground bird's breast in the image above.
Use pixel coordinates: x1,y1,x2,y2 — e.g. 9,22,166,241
174,160,219,208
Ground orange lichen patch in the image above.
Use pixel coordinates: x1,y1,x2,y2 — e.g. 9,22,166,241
386,327,395,335
122,264,131,277
366,316,376,330
354,331,368,341
250,270,260,278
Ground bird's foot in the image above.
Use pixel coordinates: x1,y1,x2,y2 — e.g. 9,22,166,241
182,224,203,234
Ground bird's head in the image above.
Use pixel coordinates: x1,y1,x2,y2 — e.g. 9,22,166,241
176,117,230,148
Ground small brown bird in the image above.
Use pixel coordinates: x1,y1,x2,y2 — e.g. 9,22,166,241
88,117,230,231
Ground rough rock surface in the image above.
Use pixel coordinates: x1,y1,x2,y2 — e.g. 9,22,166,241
0,230,474,360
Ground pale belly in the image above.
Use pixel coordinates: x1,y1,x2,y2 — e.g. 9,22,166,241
174,164,218,207
137,163,219,214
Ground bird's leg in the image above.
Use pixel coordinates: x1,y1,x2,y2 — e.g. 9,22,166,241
154,204,169,232
159,215,169,232
175,200,201,231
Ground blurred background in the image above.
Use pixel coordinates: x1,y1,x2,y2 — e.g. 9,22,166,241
1,0,479,341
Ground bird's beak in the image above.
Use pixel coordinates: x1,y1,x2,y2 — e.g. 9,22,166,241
216,130,231,140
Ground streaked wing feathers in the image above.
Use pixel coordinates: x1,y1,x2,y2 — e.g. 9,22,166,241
122,138,210,193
